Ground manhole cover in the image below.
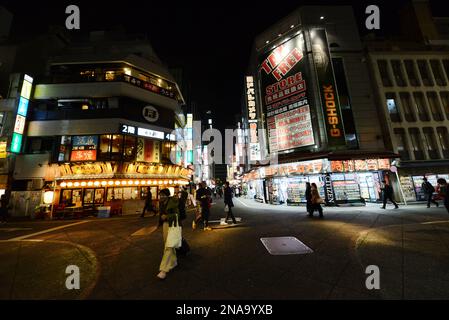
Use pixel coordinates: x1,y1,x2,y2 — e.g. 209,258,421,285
260,237,313,255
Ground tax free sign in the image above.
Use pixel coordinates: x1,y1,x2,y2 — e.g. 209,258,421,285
10,74,33,154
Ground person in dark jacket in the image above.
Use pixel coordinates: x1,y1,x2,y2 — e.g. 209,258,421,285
178,186,188,221
422,177,439,208
437,178,449,214
196,182,212,230
305,182,312,217
381,180,399,209
310,183,324,218
224,181,237,224
141,188,157,217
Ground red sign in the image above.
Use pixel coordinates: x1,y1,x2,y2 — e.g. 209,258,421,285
70,150,97,161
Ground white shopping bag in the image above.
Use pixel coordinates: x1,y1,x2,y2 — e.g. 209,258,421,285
165,219,182,248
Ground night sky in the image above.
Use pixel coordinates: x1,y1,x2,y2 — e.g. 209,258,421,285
1,0,448,129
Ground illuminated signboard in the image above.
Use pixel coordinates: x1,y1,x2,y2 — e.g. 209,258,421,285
70,136,98,161
0,138,8,159
138,127,165,140
310,29,346,148
259,32,315,153
11,74,33,154
120,124,166,140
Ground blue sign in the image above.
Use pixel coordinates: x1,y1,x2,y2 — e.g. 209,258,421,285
17,97,29,117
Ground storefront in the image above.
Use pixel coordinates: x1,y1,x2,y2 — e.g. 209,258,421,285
51,161,191,215
242,157,393,206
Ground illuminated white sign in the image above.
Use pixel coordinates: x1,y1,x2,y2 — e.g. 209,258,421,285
14,115,26,134
246,76,257,121
138,127,165,140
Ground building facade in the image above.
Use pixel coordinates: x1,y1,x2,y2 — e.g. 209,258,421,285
241,6,397,206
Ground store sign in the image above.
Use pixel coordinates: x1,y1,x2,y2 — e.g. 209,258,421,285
70,136,98,161
310,29,346,148
324,174,335,205
249,143,261,161
0,138,7,159
137,138,160,163
142,105,159,123
331,159,390,173
246,76,257,122
120,124,165,140
70,150,97,161
11,74,33,154
123,74,177,101
259,32,315,152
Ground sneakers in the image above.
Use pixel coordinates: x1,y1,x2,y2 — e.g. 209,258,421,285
192,220,196,230
157,271,167,280
204,227,212,231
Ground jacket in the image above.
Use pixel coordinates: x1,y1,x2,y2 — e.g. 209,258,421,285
224,187,234,207
158,197,180,227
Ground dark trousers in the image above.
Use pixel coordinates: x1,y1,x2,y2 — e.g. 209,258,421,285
225,206,237,224
0,208,7,222
309,203,323,216
445,203,449,214
382,195,398,208
141,203,156,217
425,193,438,207
199,205,210,228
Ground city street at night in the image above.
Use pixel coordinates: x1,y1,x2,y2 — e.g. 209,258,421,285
1,199,449,300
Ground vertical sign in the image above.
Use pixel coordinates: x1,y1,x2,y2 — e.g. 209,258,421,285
259,33,315,153
310,29,346,148
245,76,261,161
11,74,33,153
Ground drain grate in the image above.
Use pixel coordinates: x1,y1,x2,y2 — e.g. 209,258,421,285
260,237,313,255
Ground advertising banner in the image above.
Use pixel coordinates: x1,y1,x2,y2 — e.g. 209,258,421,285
310,28,346,148
259,32,315,153
70,136,98,161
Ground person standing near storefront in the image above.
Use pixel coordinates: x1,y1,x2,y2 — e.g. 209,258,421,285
381,180,399,209
437,178,449,213
196,182,212,231
422,177,439,208
141,188,157,218
224,181,237,224
309,183,324,218
157,188,180,280
305,182,312,217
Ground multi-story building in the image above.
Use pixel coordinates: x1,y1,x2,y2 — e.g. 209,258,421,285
6,31,191,217
365,0,449,202
241,5,397,206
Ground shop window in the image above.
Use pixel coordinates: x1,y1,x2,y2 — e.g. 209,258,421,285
391,60,406,87
408,128,425,160
423,127,441,159
385,93,401,122
104,71,116,81
393,128,410,160
430,60,447,86
83,189,95,205
417,60,434,86
439,92,449,120
26,137,55,154
57,136,72,162
72,189,82,206
412,92,430,122
426,92,444,121
94,188,105,204
161,141,176,162
404,60,420,86
98,135,112,160
399,92,417,122
436,127,449,158
377,60,393,87
123,136,137,161
61,190,72,205
110,135,123,160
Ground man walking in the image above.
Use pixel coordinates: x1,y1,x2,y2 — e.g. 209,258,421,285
224,181,237,224
422,177,439,208
141,188,157,217
305,182,312,216
196,182,212,231
381,180,399,209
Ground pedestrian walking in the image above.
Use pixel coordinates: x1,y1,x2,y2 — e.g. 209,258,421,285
195,182,212,231
422,177,439,208
141,188,157,217
157,188,181,280
309,183,324,218
437,178,449,214
178,186,188,221
0,194,8,224
223,181,237,224
305,182,312,216
381,180,399,209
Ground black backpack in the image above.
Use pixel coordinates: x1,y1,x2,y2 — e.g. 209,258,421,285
423,182,435,193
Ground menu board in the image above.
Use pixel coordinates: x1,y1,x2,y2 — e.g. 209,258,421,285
400,176,417,201
287,182,304,205
332,180,361,201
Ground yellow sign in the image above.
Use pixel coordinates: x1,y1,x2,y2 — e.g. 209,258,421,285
0,140,7,159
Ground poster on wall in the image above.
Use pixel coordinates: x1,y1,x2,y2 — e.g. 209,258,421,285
310,28,346,148
70,136,98,161
259,32,315,153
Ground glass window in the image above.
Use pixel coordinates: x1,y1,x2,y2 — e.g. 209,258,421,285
399,92,416,122
110,135,123,160
439,92,449,120
94,188,105,204
404,60,420,86
430,60,446,86
107,188,124,201
377,60,393,87
98,135,111,160
123,187,139,200
61,190,72,205
161,141,176,162
436,127,449,158
412,92,430,121
417,60,434,86
423,127,441,159
72,189,82,206
426,92,444,121
123,136,137,161
83,189,95,205
393,128,410,160
408,128,425,160
385,93,401,122
391,60,406,86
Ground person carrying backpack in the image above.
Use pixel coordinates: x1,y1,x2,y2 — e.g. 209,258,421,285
422,177,439,208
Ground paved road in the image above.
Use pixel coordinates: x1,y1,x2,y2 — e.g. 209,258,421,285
1,198,448,299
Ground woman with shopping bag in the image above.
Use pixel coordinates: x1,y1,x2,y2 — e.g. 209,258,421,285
157,188,182,280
